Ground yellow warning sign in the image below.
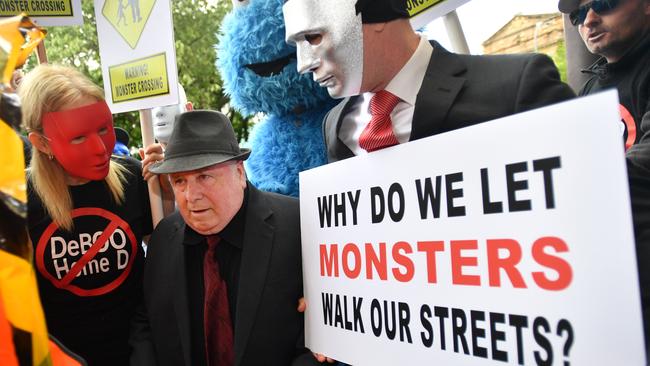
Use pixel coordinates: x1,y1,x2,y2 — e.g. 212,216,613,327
109,53,169,103
407,0,445,17
0,1,73,16
102,0,155,49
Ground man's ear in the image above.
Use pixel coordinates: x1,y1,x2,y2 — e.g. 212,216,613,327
28,132,52,155
236,161,247,187
185,102,194,111
366,21,388,33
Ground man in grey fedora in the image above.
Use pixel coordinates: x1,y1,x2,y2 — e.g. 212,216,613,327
129,110,318,366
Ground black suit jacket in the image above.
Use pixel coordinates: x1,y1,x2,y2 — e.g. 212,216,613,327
130,185,318,366
324,41,576,162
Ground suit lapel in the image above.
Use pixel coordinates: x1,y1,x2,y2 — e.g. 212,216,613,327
327,97,358,161
233,187,274,366
410,41,467,141
172,224,193,366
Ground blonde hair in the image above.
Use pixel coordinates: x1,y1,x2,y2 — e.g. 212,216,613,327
19,64,128,231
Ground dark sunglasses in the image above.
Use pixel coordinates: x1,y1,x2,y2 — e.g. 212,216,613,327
570,0,620,26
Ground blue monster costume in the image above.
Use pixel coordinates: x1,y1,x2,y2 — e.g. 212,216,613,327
217,0,336,197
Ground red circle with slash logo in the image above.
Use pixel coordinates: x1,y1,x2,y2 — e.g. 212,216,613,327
35,207,137,297
620,104,636,150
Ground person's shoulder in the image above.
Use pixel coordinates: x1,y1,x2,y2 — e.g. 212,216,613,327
156,210,183,230
112,154,141,167
628,137,650,172
112,155,142,175
429,39,549,65
26,174,45,213
457,52,565,90
461,51,550,68
250,188,301,243
146,212,184,264
151,211,184,241
250,186,299,218
430,40,536,64
256,187,298,206
429,47,551,83
578,77,598,96
324,98,351,125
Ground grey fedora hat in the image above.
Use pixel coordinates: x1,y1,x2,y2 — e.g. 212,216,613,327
558,0,580,13
149,110,250,174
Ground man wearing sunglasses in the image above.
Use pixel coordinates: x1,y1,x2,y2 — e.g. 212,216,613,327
559,0,649,149
560,0,650,355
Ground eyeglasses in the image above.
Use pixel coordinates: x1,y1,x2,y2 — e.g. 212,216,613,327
570,0,620,26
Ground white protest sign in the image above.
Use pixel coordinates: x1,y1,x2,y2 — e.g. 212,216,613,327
0,0,83,26
94,0,178,113
299,91,645,365
408,0,470,30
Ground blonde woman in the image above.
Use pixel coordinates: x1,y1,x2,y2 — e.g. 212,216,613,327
20,64,161,365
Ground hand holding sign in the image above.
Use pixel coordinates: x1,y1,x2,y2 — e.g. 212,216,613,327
297,298,338,363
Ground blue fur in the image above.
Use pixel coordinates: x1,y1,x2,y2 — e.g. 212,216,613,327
217,0,337,197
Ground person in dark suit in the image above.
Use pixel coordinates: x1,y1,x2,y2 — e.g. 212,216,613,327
129,110,318,366
283,0,576,163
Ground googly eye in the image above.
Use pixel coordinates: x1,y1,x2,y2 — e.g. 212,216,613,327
232,0,249,9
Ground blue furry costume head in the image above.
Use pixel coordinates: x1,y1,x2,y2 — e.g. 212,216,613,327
217,0,336,197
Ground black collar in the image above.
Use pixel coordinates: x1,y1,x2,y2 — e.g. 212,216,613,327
582,31,650,77
218,185,249,249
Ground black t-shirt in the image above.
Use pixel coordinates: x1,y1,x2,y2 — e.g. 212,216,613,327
27,156,152,366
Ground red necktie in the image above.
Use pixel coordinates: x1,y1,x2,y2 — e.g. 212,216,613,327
358,90,401,152
204,236,234,366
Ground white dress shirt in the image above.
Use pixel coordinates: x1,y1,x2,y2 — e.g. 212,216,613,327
339,35,433,155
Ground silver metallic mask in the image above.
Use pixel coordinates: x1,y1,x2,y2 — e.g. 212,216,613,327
283,0,363,98
152,84,189,145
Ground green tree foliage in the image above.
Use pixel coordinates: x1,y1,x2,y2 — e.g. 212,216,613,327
551,40,568,83
171,0,251,142
24,0,251,148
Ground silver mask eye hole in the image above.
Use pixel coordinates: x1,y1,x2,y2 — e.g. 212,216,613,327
232,0,249,8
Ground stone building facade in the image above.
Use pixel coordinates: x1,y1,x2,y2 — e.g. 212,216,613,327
482,13,564,56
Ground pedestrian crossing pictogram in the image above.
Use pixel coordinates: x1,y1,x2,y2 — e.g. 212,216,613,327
102,0,155,49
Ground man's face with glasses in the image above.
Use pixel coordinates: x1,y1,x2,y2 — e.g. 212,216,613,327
573,0,650,62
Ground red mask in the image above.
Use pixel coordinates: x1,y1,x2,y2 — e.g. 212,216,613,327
42,101,115,181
